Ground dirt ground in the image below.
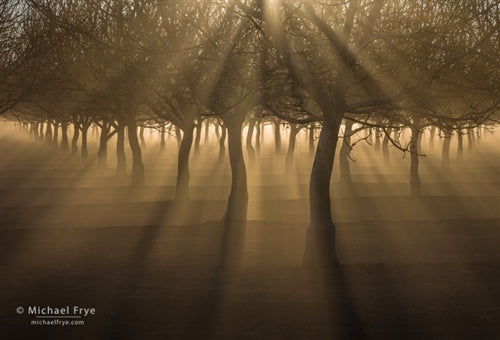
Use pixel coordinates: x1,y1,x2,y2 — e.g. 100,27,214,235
1,124,499,339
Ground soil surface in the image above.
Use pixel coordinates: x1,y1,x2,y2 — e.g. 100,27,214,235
1,124,499,339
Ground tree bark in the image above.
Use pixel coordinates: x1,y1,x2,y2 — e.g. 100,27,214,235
127,113,145,186
219,123,227,162
410,120,421,196
303,117,342,265
194,119,202,154
139,126,146,148
71,123,79,156
81,124,89,161
45,120,53,145
176,122,194,201
273,119,281,154
224,115,248,223
61,122,69,151
309,123,315,155
382,128,390,163
52,121,59,146
97,122,109,168
160,125,166,151
254,120,261,152
441,128,452,170
429,126,436,150
456,130,464,161
286,123,299,170
246,118,256,163
116,121,127,177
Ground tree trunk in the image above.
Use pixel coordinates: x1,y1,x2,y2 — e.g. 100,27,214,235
441,129,452,170
429,126,436,150
456,131,464,161
52,121,59,146
304,117,342,265
175,126,182,147
410,121,421,196
194,119,202,154
160,125,166,151
246,118,256,163
273,119,281,154
467,128,474,151
97,122,109,168
176,123,194,201
139,126,146,148
219,123,227,161
339,120,353,184
286,123,300,170
45,120,53,145
61,122,69,151
204,121,210,144
222,114,248,265
254,120,261,152
374,128,381,150
116,122,127,177
382,128,390,163
309,123,315,155
39,121,45,140
71,124,79,156
81,124,89,161
127,113,145,186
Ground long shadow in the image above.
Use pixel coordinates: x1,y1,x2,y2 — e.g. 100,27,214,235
186,217,245,339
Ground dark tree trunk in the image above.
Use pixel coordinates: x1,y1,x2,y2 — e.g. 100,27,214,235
382,128,390,163
39,121,45,140
139,126,146,148
286,123,300,170
52,121,59,146
429,126,436,150
81,125,89,161
222,114,248,265
176,123,194,201
441,129,452,170
45,120,53,145
339,120,353,184
219,123,227,161
273,119,281,154
160,125,166,151
127,114,145,186
204,121,210,144
309,123,315,155
71,124,79,156
410,121,421,196
374,128,381,150
467,128,474,151
32,123,40,140
97,122,109,168
254,120,261,152
61,122,69,151
116,122,126,177
175,126,182,147
456,131,464,161
194,120,202,154
246,118,256,163
304,117,342,265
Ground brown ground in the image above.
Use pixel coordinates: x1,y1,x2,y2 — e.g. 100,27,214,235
1,124,499,339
